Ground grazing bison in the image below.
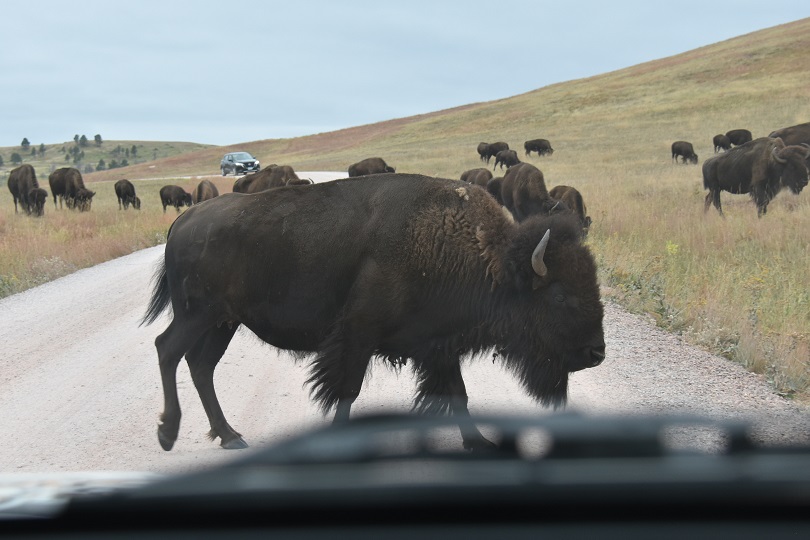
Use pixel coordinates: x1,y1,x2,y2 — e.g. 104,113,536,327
493,149,521,170
477,142,509,164
486,177,504,205
726,129,753,146
49,167,85,209
702,137,810,217
28,187,48,217
60,168,93,211
114,179,141,210
233,165,299,193
347,157,395,177
671,141,698,164
460,168,493,187
142,174,606,451
192,179,220,204
500,163,562,222
8,164,39,214
549,185,591,237
524,139,554,157
159,185,192,213
713,134,732,153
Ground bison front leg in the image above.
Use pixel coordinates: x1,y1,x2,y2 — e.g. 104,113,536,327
412,353,495,451
185,324,247,449
704,190,723,217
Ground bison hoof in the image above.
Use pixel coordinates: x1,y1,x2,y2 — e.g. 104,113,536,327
221,436,249,450
157,427,176,451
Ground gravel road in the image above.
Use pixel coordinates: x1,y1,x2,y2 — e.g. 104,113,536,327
1,172,807,478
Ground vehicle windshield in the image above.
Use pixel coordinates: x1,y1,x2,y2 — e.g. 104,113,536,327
2,3,809,531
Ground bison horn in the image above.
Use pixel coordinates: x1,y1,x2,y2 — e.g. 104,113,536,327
772,147,788,164
531,229,550,277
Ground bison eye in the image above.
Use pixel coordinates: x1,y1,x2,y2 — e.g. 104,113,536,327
554,294,566,304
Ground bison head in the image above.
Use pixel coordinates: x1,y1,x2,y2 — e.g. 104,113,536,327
133,196,142,210
772,144,810,194
494,215,605,409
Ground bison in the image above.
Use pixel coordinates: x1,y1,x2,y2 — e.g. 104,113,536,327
142,174,606,452
193,179,220,204
59,168,93,211
499,163,563,222
713,134,732,153
769,122,810,146
702,137,810,217
493,149,520,170
671,141,698,164
233,165,299,193
48,167,83,209
28,187,48,217
8,164,39,214
477,142,509,164
460,168,493,187
524,139,554,157
114,179,141,210
549,185,591,237
347,157,395,177
726,129,753,146
159,185,192,213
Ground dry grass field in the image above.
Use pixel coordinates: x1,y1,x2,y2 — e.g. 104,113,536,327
2,19,809,399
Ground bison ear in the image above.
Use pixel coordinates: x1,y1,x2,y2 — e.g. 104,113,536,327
531,229,550,277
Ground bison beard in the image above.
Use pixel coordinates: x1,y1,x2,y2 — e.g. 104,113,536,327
144,174,604,451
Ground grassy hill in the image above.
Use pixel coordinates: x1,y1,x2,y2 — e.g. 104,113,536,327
2,18,809,399
0,140,214,182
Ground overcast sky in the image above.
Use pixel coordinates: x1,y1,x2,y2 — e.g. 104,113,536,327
2,1,808,148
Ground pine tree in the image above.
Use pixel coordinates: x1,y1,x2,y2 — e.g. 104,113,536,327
21,138,30,150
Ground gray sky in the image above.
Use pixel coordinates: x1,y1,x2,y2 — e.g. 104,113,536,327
2,1,808,147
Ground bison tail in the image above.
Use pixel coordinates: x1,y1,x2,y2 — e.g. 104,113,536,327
140,260,171,326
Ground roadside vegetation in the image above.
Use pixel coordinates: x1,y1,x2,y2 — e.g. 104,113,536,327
1,19,808,400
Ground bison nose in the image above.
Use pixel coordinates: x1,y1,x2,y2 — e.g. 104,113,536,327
590,345,606,367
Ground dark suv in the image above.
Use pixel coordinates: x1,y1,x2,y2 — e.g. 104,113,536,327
220,152,260,176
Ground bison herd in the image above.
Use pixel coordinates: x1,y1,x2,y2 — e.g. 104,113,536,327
669,122,810,217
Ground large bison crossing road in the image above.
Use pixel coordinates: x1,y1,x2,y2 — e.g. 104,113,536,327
1,172,808,478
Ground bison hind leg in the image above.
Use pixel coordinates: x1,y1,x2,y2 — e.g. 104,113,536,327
185,323,247,449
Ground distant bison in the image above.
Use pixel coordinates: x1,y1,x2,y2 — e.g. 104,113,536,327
193,179,220,204
60,168,94,211
493,149,520,170
524,139,554,157
549,185,591,237
28,187,48,217
477,142,509,164
500,163,561,222
713,134,732,153
347,157,395,177
703,137,810,217
671,141,698,164
142,174,605,451
726,129,753,146
460,168,493,187
232,165,301,193
159,185,192,213
8,164,39,215
114,179,141,210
